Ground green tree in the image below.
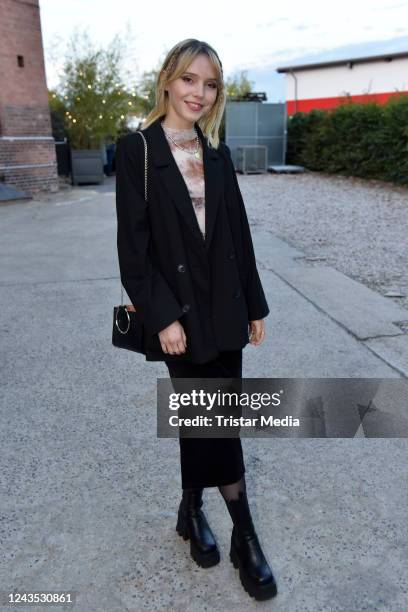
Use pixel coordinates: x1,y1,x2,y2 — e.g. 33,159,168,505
225,70,254,98
49,28,144,149
137,68,159,116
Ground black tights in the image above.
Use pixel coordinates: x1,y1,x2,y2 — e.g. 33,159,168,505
184,474,254,534
218,473,246,500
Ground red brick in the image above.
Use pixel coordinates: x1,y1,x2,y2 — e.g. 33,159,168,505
0,0,58,196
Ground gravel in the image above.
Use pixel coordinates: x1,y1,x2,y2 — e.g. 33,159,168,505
238,169,408,314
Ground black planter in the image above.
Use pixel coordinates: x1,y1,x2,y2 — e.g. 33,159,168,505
70,149,104,185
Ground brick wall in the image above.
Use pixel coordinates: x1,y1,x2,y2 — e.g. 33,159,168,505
0,0,58,196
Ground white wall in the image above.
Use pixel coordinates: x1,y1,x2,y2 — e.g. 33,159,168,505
284,57,408,100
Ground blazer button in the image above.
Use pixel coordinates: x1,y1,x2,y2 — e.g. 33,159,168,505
229,251,235,260
234,290,241,299
177,264,186,273
182,303,190,313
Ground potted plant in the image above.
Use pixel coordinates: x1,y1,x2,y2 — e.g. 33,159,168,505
50,29,143,185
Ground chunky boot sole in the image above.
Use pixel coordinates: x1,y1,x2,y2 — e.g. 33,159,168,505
176,512,220,568
230,538,278,600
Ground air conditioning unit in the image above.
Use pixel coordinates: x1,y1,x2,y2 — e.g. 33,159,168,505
236,145,268,174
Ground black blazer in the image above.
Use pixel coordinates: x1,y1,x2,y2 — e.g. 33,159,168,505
115,116,269,364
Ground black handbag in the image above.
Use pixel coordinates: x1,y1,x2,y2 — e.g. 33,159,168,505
112,130,148,354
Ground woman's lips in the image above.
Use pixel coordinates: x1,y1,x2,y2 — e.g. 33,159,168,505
185,101,203,112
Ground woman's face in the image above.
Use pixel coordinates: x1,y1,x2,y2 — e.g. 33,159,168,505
164,53,219,128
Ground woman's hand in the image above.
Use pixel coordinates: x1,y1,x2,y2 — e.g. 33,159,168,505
159,320,187,355
248,319,265,346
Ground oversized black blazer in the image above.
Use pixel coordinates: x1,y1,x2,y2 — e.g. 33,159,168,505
115,116,270,364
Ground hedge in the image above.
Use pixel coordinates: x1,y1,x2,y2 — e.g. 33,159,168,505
286,95,408,185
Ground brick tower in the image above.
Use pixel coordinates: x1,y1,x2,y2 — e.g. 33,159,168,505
0,0,58,197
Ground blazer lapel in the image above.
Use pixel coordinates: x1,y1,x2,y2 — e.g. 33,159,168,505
145,117,224,251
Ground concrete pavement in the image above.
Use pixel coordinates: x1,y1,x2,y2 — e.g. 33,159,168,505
1,177,407,611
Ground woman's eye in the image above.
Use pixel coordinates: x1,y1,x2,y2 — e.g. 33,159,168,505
181,76,217,89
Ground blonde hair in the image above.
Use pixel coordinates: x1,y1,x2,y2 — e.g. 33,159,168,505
141,39,226,149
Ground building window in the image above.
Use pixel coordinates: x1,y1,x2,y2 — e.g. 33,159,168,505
17,55,24,67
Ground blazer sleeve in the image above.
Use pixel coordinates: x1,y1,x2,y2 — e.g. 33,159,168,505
221,143,270,321
115,133,184,336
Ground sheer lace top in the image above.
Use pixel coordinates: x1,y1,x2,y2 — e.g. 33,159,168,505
161,123,206,240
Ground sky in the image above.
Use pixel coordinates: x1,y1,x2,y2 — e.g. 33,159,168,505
39,0,408,102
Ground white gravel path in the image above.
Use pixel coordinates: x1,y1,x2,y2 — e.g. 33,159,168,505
239,169,408,315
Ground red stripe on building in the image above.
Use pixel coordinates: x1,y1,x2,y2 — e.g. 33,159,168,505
287,90,408,115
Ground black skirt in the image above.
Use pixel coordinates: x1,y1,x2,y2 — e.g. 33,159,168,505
165,349,245,489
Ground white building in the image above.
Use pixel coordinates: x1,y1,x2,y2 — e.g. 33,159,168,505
276,50,408,116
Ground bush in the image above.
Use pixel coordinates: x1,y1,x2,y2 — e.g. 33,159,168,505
287,95,408,185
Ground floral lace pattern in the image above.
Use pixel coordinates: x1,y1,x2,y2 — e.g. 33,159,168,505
162,124,206,239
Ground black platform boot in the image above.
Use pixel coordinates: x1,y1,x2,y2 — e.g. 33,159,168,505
176,488,220,568
226,490,277,600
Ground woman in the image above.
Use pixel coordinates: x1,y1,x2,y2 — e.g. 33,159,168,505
115,38,277,601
